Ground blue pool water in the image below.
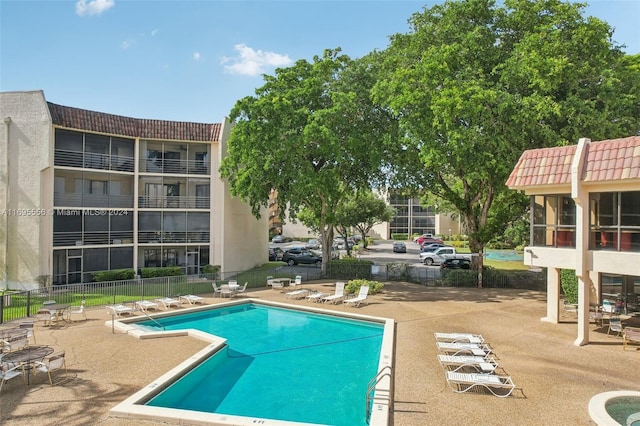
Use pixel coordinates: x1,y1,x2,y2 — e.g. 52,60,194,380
606,396,640,425
484,250,524,261
138,304,384,425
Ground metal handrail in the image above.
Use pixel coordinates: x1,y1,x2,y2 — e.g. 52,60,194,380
365,365,393,424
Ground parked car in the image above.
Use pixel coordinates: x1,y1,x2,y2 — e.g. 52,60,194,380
416,235,443,245
421,247,471,265
305,239,320,249
282,248,322,266
393,242,407,253
272,235,284,243
413,233,433,242
268,248,277,261
440,258,471,269
421,242,447,250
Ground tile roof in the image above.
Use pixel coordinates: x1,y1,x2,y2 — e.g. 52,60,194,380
506,136,640,189
47,102,221,142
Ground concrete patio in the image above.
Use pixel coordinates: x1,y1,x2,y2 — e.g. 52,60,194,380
1,281,638,425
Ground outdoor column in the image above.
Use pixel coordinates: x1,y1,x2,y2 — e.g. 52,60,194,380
574,276,590,346
542,267,560,323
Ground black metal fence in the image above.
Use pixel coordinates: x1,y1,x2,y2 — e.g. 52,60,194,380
1,264,545,324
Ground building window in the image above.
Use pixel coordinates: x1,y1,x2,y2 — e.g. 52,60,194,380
531,194,576,248
590,191,640,252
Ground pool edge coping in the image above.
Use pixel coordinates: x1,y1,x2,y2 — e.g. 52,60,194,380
107,298,394,426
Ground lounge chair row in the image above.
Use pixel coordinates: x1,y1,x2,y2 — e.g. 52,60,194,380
105,295,205,317
293,281,369,307
434,332,516,398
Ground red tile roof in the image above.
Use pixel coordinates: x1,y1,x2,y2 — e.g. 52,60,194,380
47,102,221,142
506,136,640,189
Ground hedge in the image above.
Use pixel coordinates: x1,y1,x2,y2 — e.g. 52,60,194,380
92,269,135,282
140,267,184,278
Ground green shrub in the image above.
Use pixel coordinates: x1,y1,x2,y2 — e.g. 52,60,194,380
140,267,184,278
92,269,135,282
561,269,578,304
201,264,220,278
391,233,409,241
345,279,383,295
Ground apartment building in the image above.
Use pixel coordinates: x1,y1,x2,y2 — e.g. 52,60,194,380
1,90,266,290
507,136,640,345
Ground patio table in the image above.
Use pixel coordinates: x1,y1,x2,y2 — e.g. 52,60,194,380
2,345,54,384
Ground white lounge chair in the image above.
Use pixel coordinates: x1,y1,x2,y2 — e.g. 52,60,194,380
321,282,345,304
436,341,493,357
135,300,160,312
343,285,369,307
156,297,181,309
437,355,499,373
179,294,205,305
434,332,484,344
0,363,25,392
445,371,516,397
305,291,328,302
286,288,309,299
106,304,135,317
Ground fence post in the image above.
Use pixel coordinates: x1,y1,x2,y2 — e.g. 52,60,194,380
0,293,4,324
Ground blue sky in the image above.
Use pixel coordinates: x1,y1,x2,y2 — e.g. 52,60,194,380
1,0,639,123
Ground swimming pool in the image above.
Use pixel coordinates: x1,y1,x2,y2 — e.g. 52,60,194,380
108,299,394,426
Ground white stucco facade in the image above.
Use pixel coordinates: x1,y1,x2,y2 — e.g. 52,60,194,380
0,90,266,290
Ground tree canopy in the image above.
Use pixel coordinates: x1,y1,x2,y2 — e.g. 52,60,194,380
372,0,639,285
219,49,399,272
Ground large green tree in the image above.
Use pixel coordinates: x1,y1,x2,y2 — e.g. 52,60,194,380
373,0,639,286
220,49,399,273
335,191,395,250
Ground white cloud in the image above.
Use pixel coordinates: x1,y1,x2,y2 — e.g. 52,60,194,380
193,52,201,61
221,44,292,76
121,40,132,49
151,29,159,37
76,0,115,16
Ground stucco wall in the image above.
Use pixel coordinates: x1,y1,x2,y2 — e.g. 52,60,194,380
0,90,52,289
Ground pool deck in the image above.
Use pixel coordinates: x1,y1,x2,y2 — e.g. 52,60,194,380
1,281,639,425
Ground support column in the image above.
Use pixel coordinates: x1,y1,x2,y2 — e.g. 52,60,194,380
542,267,560,323
574,276,590,346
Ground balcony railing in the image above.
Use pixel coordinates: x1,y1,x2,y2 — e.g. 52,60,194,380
138,231,210,244
54,149,135,172
138,196,210,209
54,193,134,208
141,158,209,175
53,231,134,247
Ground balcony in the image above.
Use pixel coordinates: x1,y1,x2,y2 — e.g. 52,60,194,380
54,149,134,172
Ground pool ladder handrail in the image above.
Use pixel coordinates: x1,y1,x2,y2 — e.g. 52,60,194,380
365,365,393,424
138,305,165,331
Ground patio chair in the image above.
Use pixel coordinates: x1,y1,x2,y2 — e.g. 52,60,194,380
1,330,29,352
0,363,25,392
34,351,67,385
67,300,87,322
294,275,302,286
434,332,484,344
445,371,516,397
623,327,640,351
608,316,623,337
234,282,248,296
437,354,499,373
37,309,54,327
19,321,36,344
343,285,369,307
266,276,274,288
320,282,345,304
156,297,181,309
212,283,222,297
